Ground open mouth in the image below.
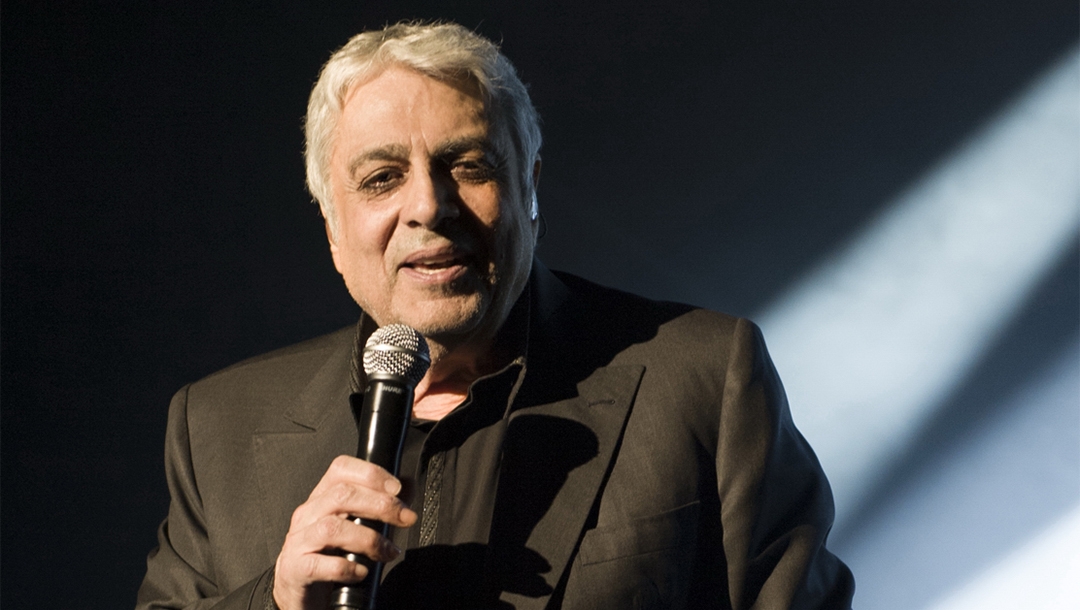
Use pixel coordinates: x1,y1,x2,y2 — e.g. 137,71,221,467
406,257,465,273
401,248,472,280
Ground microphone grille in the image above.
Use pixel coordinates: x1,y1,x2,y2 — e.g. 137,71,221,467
363,324,431,387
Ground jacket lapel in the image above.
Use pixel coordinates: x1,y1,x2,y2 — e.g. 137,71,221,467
251,333,357,560
489,364,644,609
487,262,645,609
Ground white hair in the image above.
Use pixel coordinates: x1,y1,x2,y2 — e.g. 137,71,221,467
305,22,542,235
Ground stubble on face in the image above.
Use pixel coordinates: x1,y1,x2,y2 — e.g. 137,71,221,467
326,67,536,365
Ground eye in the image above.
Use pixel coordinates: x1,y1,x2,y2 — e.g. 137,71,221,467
359,167,405,194
450,157,497,183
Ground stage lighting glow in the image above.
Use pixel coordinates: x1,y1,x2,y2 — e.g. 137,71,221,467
830,341,1078,609
756,46,1079,529
924,503,1080,610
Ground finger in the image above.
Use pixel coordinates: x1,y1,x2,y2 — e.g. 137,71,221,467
281,548,370,587
330,481,415,527
312,455,403,497
296,481,416,529
297,514,403,564
291,457,415,530
273,536,371,610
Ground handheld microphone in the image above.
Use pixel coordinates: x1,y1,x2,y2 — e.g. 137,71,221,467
330,324,430,610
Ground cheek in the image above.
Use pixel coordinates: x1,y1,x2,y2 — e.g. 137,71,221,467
491,216,535,287
332,227,388,299
501,201,536,254
464,185,504,224
338,203,398,255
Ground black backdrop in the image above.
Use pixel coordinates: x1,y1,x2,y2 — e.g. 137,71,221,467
2,2,1076,608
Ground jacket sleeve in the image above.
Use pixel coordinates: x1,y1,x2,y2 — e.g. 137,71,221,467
716,319,855,609
135,385,278,610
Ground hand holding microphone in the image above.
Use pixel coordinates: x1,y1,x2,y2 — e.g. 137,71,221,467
272,325,429,610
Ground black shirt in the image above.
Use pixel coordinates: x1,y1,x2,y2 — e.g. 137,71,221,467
350,292,531,606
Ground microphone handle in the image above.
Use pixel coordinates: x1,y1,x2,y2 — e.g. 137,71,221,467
330,377,414,610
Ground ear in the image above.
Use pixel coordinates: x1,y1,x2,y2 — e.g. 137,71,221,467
531,157,542,194
530,157,542,220
325,220,345,274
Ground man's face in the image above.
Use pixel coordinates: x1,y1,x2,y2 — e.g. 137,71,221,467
327,67,537,351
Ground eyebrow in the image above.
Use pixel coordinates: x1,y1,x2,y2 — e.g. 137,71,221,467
346,143,410,177
346,135,499,177
431,135,495,159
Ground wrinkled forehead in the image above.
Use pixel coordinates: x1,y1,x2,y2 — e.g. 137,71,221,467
341,66,518,164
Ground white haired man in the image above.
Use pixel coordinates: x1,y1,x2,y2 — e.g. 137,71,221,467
138,22,854,610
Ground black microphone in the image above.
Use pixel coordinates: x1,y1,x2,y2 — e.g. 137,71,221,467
330,324,430,610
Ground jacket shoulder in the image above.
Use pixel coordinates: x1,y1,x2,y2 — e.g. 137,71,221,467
190,325,354,390
549,269,747,351
176,325,354,433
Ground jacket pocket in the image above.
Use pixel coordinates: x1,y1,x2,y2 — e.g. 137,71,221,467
563,501,702,609
578,500,701,566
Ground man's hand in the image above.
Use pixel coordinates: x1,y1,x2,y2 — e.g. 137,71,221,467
273,455,418,610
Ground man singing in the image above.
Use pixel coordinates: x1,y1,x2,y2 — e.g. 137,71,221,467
137,21,854,609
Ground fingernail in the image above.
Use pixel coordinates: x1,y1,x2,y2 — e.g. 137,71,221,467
384,539,402,559
384,478,401,495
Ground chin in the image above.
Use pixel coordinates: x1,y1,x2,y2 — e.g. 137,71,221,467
398,294,488,342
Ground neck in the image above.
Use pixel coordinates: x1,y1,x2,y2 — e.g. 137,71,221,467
411,336,498,421
395,276,531,420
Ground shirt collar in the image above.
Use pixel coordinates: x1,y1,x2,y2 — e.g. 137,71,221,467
349,268,535,395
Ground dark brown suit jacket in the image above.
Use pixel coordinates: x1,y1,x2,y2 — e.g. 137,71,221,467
137,261,854,609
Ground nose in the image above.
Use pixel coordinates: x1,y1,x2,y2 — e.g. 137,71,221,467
402,166,460,229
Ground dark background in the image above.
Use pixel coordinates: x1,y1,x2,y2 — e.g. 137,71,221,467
2,1,1076,608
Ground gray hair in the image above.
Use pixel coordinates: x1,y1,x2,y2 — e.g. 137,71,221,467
305,21,542,235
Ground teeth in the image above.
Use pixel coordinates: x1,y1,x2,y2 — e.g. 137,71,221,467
409,258,461,272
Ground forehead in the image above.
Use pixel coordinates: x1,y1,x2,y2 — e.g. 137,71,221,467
336,67,489,144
